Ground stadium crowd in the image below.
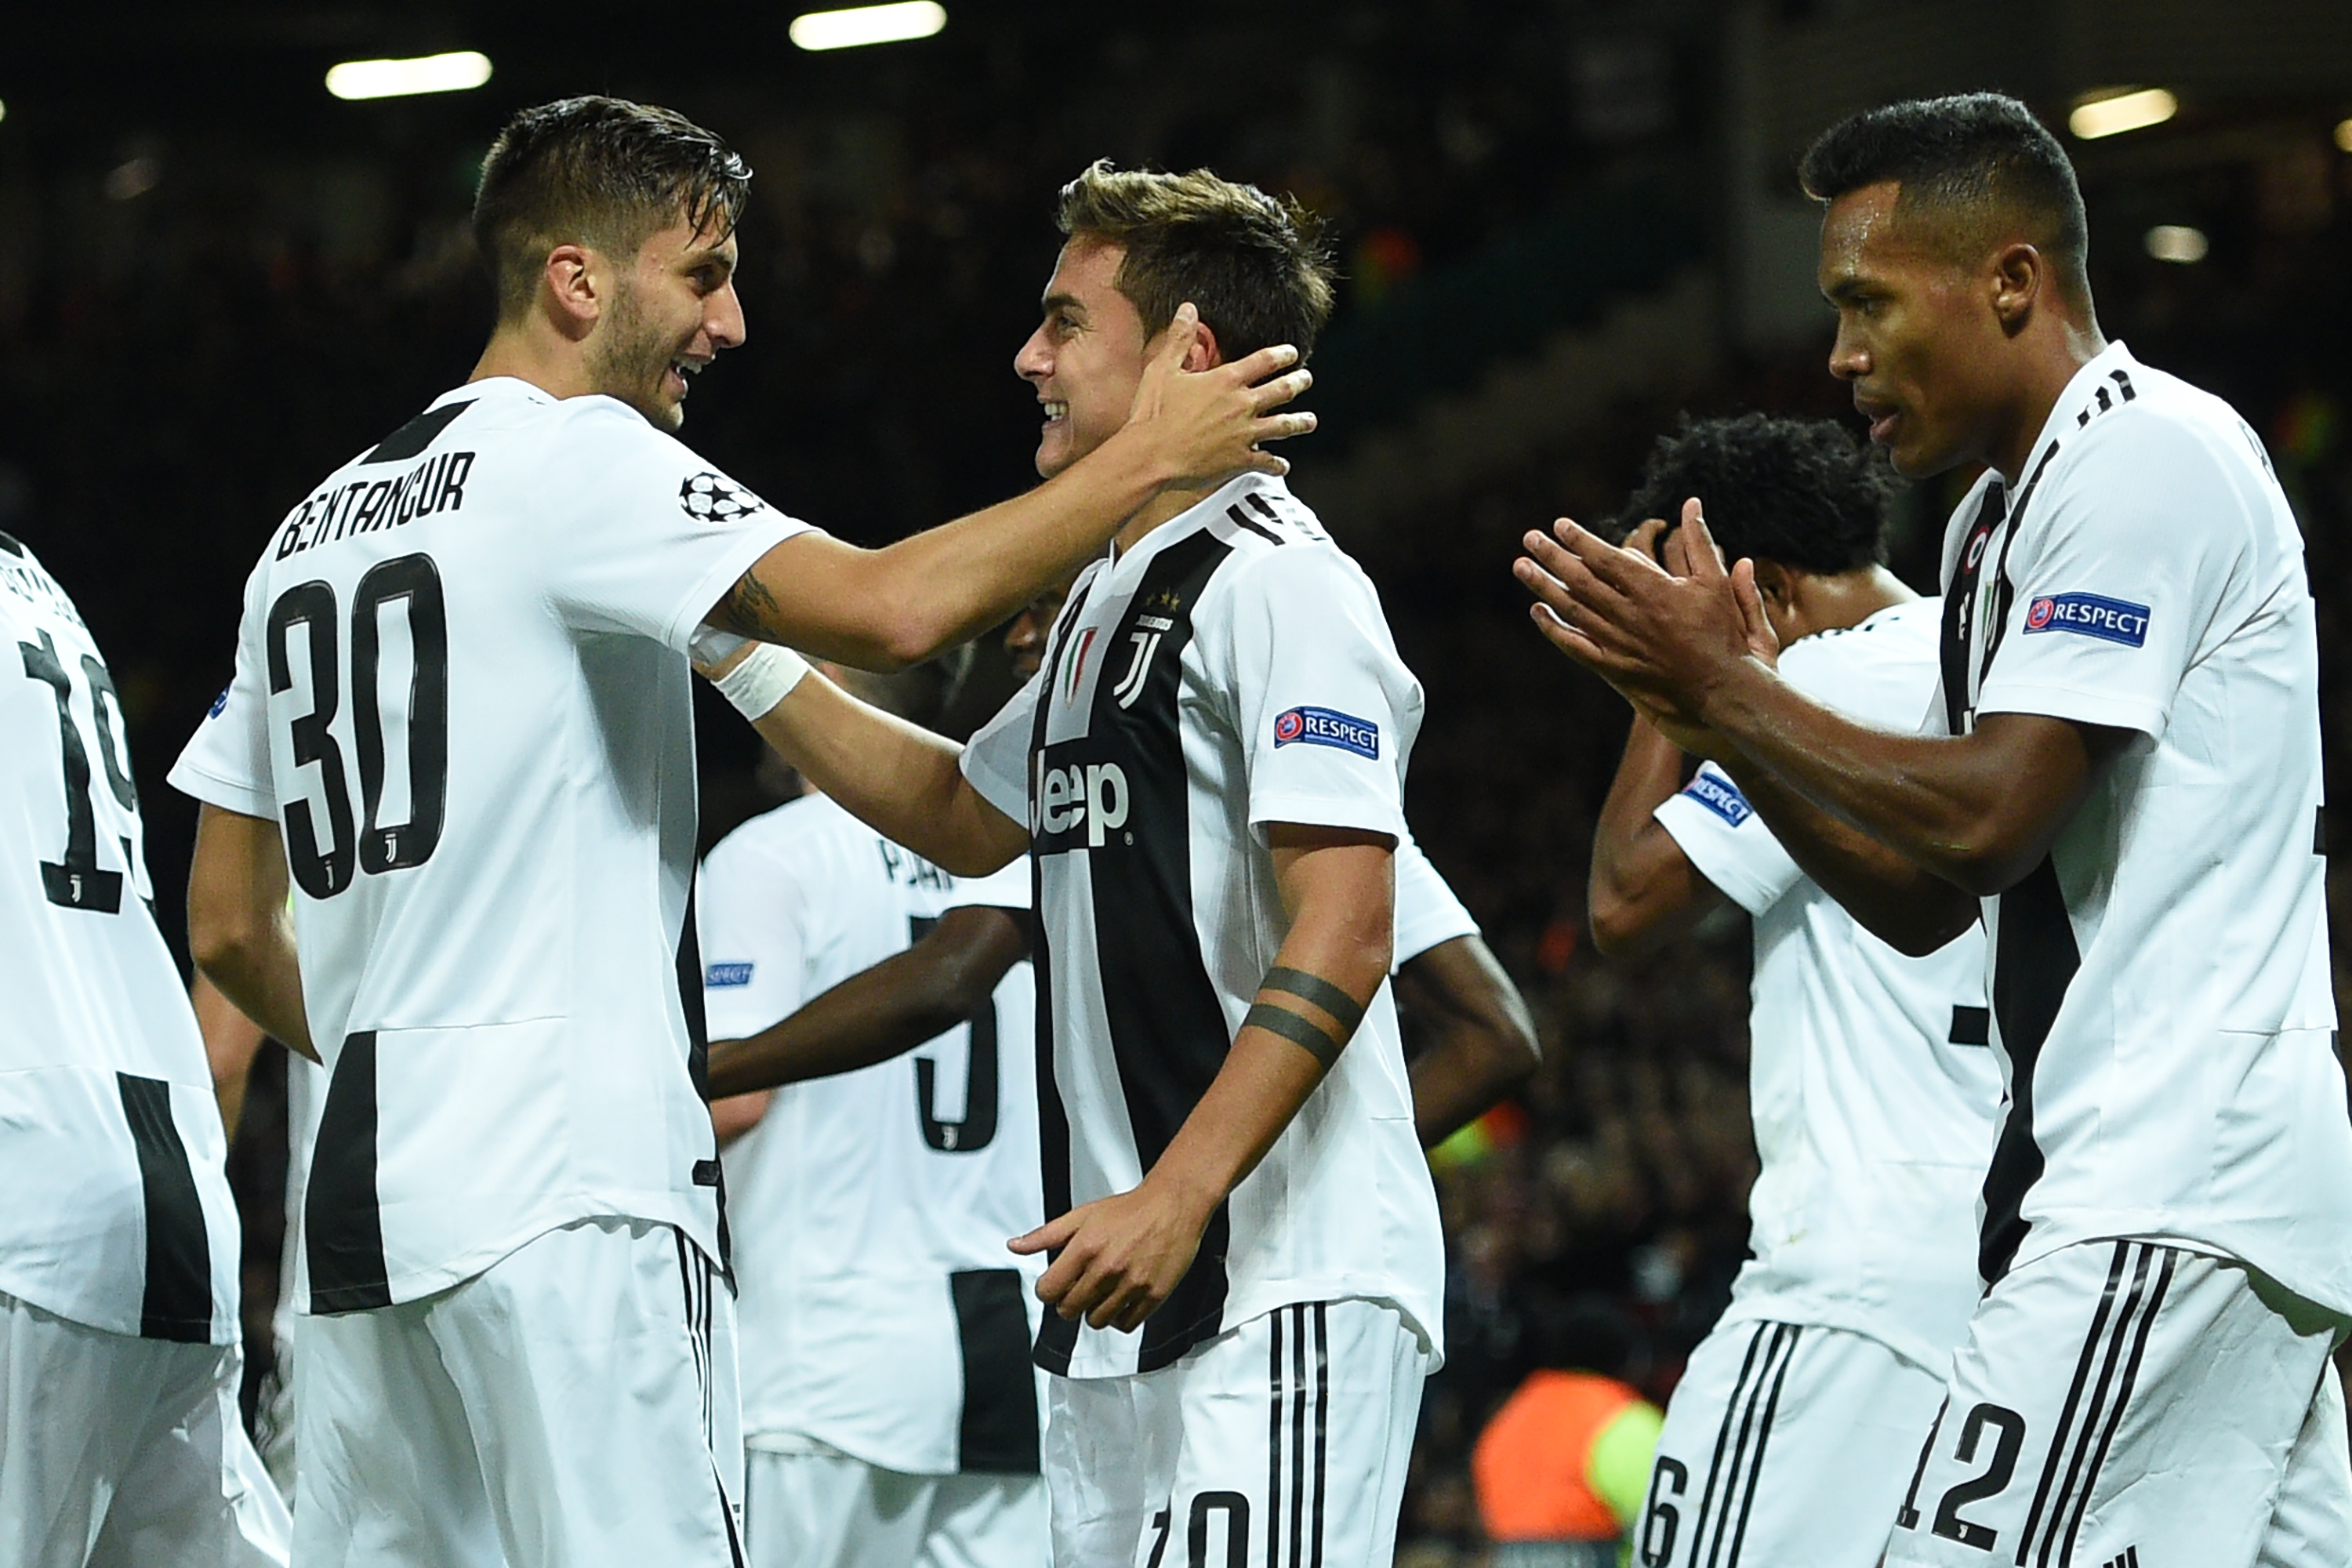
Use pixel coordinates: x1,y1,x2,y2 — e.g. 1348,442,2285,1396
2,20,2347,1562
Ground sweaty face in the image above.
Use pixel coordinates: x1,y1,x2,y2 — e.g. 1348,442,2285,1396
1818,183,2005,479
585,217,746,432
1013,239,1151,478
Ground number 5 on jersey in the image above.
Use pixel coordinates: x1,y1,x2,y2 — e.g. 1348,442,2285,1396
266,554,449,898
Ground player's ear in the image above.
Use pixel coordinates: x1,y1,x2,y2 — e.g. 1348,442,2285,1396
1182,318,1222,373
1990,241,2041,334
1748,559,1795,607
542,243,601,337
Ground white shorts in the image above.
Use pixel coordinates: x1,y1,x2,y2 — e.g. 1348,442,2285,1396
294,1217,745,1568
252,1319,299,1505
1044,1298,1431,1568
0,1287,290,1568
1886,1239,2352,1568
743,1444,1046,1568
1634,1317,1949,1568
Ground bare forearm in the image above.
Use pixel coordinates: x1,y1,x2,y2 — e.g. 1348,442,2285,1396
747,676,1022,876
1704,665,2066,895
191,975,267,1141
1716,761,1979,955
707,910,1024,1097
1399,938,1540,1146
186,808,317,1061
717,430,1169,669
1589,716,1717,955
193,931,314,1062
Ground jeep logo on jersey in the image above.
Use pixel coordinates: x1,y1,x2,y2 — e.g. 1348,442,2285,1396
2023,592,2149,648
1031,759,1130,849
1272,706,1379,760
705,962,754,987
679,471,763,523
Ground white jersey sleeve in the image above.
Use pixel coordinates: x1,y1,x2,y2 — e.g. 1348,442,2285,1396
961,673,1041,829
536,398,815,655
1973,412,2259,739
1653,762,1801,917
1392,833,1477,966
697,826,823,1042
166,558,275,819
1219,545,1421,840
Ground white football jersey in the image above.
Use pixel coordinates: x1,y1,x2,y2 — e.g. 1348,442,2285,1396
167,376,807,1313
700,793,1043,1475
273,1054,326,1349
1935,341,2352,1311
1654,599,2001,1371
960,473,1446,1380
0,534,241,1344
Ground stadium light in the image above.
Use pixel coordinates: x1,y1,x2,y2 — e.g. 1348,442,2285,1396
2068,87,2177,140
2336,118,2352,154
0,100,8,125
325,51,494,102
789,2,946,52
2143,225,2208,264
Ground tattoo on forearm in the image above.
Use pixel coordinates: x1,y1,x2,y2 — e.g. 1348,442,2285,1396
1261,966,1365,1033
1243,1000,1346,1068
715,570,782,639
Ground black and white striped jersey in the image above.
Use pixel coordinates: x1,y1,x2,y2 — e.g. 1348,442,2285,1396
960,474,1445,1379
1,534,241,1344
168,376,808,1314
1934,342,2352,1312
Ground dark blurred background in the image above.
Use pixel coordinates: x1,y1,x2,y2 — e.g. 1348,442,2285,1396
5,2,2349,1559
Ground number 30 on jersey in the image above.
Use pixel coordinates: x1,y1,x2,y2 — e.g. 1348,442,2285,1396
267,553,449,899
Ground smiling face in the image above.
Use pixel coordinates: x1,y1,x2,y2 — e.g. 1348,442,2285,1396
584,215,746,432
1012,238,1152,478
1818,182,2014,479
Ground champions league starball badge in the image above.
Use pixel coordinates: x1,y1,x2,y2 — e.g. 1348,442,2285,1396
679,471,764,523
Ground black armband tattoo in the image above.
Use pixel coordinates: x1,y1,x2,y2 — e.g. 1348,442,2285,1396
1261,966,1365,1033
1243,1000,1346,1068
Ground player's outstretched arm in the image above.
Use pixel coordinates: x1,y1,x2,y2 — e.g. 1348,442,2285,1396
1517,514,2129,899
707,905,1027,1099
735,666,1028,877
1011,823,1393,1334
186,804,318,1062
709,309,1313,670
1587,712,1728,957
1397,934,1541,1149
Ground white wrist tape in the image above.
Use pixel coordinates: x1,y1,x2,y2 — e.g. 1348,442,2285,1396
711,642,811,719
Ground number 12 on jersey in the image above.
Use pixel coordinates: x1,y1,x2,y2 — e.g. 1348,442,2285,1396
266,554,449,899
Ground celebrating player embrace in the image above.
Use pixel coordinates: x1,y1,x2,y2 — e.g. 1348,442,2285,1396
710,162,1444,1567
165,97,1310,1568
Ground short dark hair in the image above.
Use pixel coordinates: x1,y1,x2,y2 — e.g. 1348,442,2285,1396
474,96,752,322
1613,413,1893,575
1798,93,2090,306
1056,160,1336,360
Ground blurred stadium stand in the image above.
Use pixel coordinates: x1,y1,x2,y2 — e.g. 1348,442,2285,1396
1,2,2347,1559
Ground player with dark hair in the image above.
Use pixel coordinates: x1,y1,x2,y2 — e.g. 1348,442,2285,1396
1519,92,2352,1563
166,97,1310,1568
1586,415,1996,1568
702,161,1444,1567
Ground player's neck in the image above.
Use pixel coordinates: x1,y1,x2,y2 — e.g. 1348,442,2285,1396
1784,565,1917,641
468,324,597,402
1112,477,1220,556
1990,314,2109,485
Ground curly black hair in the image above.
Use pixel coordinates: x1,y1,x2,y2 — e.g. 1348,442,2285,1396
1611,413,1893,575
